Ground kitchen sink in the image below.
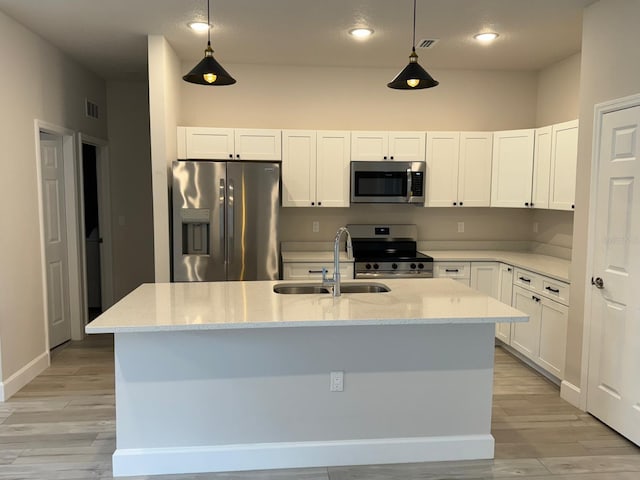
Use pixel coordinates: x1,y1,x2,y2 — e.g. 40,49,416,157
273,282,390,294
273,284,331,294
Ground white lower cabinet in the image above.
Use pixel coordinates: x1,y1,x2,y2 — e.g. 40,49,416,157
495,263,514,343
510,281,568,379
434,262,471,286
282,262,354,281
470,262,500,298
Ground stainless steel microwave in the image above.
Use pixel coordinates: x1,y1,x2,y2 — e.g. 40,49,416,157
350,161,426,204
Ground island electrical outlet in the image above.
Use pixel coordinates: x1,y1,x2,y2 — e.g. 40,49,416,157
330,371,344,392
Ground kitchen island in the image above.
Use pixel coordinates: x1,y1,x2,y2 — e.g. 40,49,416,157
86,278,527,477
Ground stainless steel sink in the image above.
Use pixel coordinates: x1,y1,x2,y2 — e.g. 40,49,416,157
338,282,390,293
273,282,390,294
273,284,331,294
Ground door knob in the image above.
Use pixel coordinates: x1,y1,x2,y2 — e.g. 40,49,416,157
591,277,604,289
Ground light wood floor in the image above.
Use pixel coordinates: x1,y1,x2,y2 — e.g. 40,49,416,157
2,335,639,479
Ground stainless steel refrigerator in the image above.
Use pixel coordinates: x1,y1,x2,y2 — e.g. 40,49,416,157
172,160,280,281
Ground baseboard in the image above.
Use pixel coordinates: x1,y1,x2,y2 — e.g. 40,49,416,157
0,351,49,401
112,434,494,477
561,380,583,409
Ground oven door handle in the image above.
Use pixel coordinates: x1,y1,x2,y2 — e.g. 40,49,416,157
406,168,412,202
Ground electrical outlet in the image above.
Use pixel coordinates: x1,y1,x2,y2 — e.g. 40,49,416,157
457,222,464,233
533,222,539,233
312,221,320,233
330,371,344,392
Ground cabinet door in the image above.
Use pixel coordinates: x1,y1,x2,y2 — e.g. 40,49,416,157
538,297,568,378
458,132,493,207
316,131,350,207
491,129,535,207
388,131,426,161
282,262,354,280
282,130,316,207
511,285,541,359
470,262,500,299
351,131,388,161
234,129,282,161
496,264,514,343
184,127,235,159
531,126,552,209
549,120,579,211
425,132,460,207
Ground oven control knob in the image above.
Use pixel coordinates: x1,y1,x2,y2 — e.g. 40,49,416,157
373,263,379,270
365,263,372,270
392,263,398,269
410,263,417,269
418,263,424,269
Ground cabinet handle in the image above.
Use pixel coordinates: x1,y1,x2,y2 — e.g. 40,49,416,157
318,201,322,206
236,154,240,159
453,202,457,206
445,269,459,273
460,201,464,206
507,268,512,272
390,156,394,160
571,204,575,209
228,154,233,159
525,202,529,206
545,286,560,294
531,295,541,302
519,276,531,283
311,202,315,206
308,270,325,274
383,156,388,160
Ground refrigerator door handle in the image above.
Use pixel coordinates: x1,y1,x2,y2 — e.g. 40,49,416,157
219,178,226,264
227,179,235,263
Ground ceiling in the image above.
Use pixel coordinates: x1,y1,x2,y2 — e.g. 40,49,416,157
0,0,595,81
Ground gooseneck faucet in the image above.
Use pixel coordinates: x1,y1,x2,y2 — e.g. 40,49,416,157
323,226,352,297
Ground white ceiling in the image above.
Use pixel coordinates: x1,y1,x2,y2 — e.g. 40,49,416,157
0,0,594,80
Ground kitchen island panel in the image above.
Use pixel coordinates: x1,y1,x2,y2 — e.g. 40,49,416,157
113,323,495,476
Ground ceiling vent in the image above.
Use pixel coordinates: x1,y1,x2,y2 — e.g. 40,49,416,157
417,38,439,49
85,99,100,120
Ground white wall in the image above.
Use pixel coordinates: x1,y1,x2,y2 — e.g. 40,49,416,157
148,36,181,282
536,53,581,127
106,81,155,301
0,11,106,387
566,0,640,389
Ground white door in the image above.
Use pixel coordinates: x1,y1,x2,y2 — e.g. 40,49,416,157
511,285,541,360
282,130,316,207
316,131,350,207
425,132,459,207
531,126,552,209
351,131,388,161
496,264,514,343
388,131,426,161
185,127,234,159
458,132,493,207
587,104,640,445
490,129,535,208
41,136,72,348
234,129,282,161
549,120,579,211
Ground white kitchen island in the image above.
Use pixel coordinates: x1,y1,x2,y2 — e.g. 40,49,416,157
86,278,527,477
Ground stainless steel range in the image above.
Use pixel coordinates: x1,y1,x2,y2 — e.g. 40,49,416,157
348,224,433,279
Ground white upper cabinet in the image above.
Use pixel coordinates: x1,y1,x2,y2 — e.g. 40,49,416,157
351,131,425,161
178,127,234,159
531,126,552,209
458,132,493,206
316,131,351,207
491,129,535,208
177,127,281,161
548,119,579,211
425,132,492,207
282,130,350,208
282,130,316,207
233,129,282,161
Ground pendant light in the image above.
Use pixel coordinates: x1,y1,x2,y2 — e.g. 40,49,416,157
183,0,236,85
387,0,438,90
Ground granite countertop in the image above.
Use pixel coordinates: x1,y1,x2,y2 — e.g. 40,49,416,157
85,278,527,334
422,250,571,283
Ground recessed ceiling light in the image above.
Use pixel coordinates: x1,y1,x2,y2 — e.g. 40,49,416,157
349,28,374,39
189,22,211,33
474,32,499,43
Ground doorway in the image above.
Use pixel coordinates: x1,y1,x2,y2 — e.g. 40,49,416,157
82,144,102,321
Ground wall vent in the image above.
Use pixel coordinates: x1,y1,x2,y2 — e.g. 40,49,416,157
417,38,439,49
85,99,100,119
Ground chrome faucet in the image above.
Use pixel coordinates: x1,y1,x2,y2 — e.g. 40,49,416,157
322,226,353,297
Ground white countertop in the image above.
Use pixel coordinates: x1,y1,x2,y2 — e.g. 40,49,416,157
282,249,570,283
85,278,527,334
422,250,571,283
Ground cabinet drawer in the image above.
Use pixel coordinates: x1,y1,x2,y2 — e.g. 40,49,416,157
513,268,542,291
434,262,471,279
283,262,354,281
542,278,570,306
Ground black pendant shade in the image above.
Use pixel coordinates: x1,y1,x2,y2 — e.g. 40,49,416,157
388,0,438,90
387,48,438,89
183,0,236,86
